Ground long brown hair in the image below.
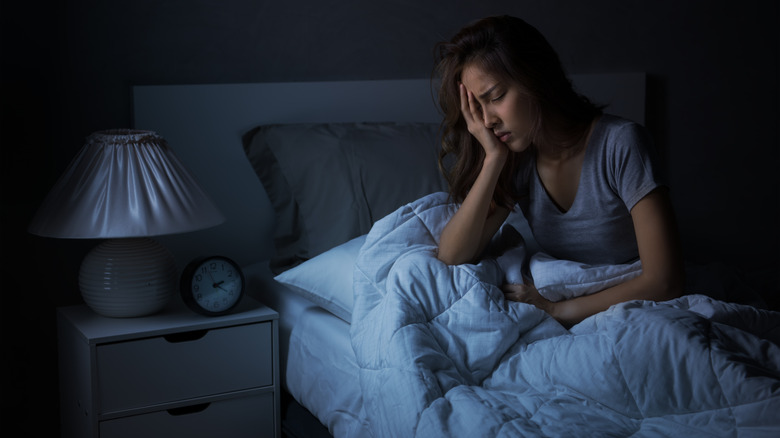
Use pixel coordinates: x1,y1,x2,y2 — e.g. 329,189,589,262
434,15,602,208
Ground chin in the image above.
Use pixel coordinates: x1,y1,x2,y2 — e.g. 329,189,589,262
508,139,531,153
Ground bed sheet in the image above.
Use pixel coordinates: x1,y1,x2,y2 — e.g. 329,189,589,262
286,306,369,437
246,262,368,437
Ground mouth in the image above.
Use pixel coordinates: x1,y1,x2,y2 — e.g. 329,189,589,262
495,131,511,143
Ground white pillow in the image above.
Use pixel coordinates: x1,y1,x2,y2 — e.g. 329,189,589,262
531,252,643,302
273,235,366,322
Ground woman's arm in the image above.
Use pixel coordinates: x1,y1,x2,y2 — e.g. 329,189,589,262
437,84,511,265
506,188,685,327
437,154,510,265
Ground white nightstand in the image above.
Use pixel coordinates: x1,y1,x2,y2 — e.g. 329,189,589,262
57,296,280,438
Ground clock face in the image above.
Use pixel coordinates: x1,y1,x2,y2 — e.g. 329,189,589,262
182,256,244,315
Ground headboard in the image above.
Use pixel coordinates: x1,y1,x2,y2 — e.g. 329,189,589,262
132,73,645,271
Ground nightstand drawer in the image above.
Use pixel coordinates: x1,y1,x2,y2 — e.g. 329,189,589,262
97,322,272,414
99,392,274,438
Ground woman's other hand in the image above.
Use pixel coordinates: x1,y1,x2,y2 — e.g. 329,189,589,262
503,283,556,317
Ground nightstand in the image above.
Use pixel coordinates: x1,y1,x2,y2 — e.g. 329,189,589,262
57,296,280,438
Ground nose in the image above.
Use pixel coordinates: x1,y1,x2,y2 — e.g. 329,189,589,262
482,107,498,129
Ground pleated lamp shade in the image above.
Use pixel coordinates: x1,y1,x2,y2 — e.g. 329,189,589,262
29,129,225,317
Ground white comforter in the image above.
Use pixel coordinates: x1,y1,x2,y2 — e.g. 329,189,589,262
350,192,780,437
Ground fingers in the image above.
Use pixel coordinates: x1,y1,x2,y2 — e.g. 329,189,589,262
459,82,468,113
459,83,474,122
501,283,529,293
459,84,488,141
459,83,507,160
466,87,478,118
501,283,539,303
502,283,525,302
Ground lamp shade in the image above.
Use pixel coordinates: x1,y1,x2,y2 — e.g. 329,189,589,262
29,129,225,317
28,129,224,238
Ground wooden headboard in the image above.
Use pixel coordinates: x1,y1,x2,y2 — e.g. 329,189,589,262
132,74,645,270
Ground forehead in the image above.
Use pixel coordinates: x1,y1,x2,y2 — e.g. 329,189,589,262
460,63,501,91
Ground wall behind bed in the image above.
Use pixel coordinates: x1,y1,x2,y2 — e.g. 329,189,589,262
2,0,777,434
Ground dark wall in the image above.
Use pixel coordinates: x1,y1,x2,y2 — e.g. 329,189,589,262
2,0,777,433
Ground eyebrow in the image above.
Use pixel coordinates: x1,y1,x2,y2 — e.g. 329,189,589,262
479,84,501,100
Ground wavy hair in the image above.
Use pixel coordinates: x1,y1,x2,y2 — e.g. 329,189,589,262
433,15,602,208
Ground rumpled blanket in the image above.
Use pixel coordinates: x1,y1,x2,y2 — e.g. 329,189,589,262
351,192,780,437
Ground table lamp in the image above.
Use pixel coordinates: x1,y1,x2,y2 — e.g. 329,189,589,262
29,129,224,317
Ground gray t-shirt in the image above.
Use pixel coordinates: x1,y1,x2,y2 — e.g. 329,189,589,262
516,114,665,265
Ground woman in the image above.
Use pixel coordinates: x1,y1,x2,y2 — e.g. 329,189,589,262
434,15,684,327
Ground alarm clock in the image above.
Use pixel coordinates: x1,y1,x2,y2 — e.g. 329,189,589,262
180,256,245,316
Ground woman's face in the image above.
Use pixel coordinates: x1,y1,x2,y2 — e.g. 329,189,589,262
460,63,535,153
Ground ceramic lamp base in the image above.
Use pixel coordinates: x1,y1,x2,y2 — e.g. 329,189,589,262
79,238,177,317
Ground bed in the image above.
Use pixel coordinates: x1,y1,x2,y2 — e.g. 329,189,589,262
133,76,779,437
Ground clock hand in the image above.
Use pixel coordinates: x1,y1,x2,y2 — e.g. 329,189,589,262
214,280,236,293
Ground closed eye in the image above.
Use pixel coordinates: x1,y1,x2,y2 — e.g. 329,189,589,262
491,92,505,102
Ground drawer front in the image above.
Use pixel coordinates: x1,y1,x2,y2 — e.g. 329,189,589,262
97,322,273,414
99,392,275,438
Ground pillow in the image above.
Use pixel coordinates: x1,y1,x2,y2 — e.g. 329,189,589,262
243,122,446,274
274,235,365,322
531,252,643,302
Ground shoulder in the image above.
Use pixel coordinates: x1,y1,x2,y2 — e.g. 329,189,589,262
593,115,666,207
595,114,653,150
588,115,657,170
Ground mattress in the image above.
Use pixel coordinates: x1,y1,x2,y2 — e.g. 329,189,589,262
246,262,368,437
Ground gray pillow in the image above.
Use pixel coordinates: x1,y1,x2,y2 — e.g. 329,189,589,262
243,122,446,274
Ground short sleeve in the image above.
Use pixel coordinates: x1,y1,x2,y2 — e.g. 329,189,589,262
607,121,665,211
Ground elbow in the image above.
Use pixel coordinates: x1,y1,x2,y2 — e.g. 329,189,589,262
659,280,684,302
436,250,468,266
436,245,479,266
436,235,476,266
437,254,456,266
668,261,686,299
651,267,686,302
